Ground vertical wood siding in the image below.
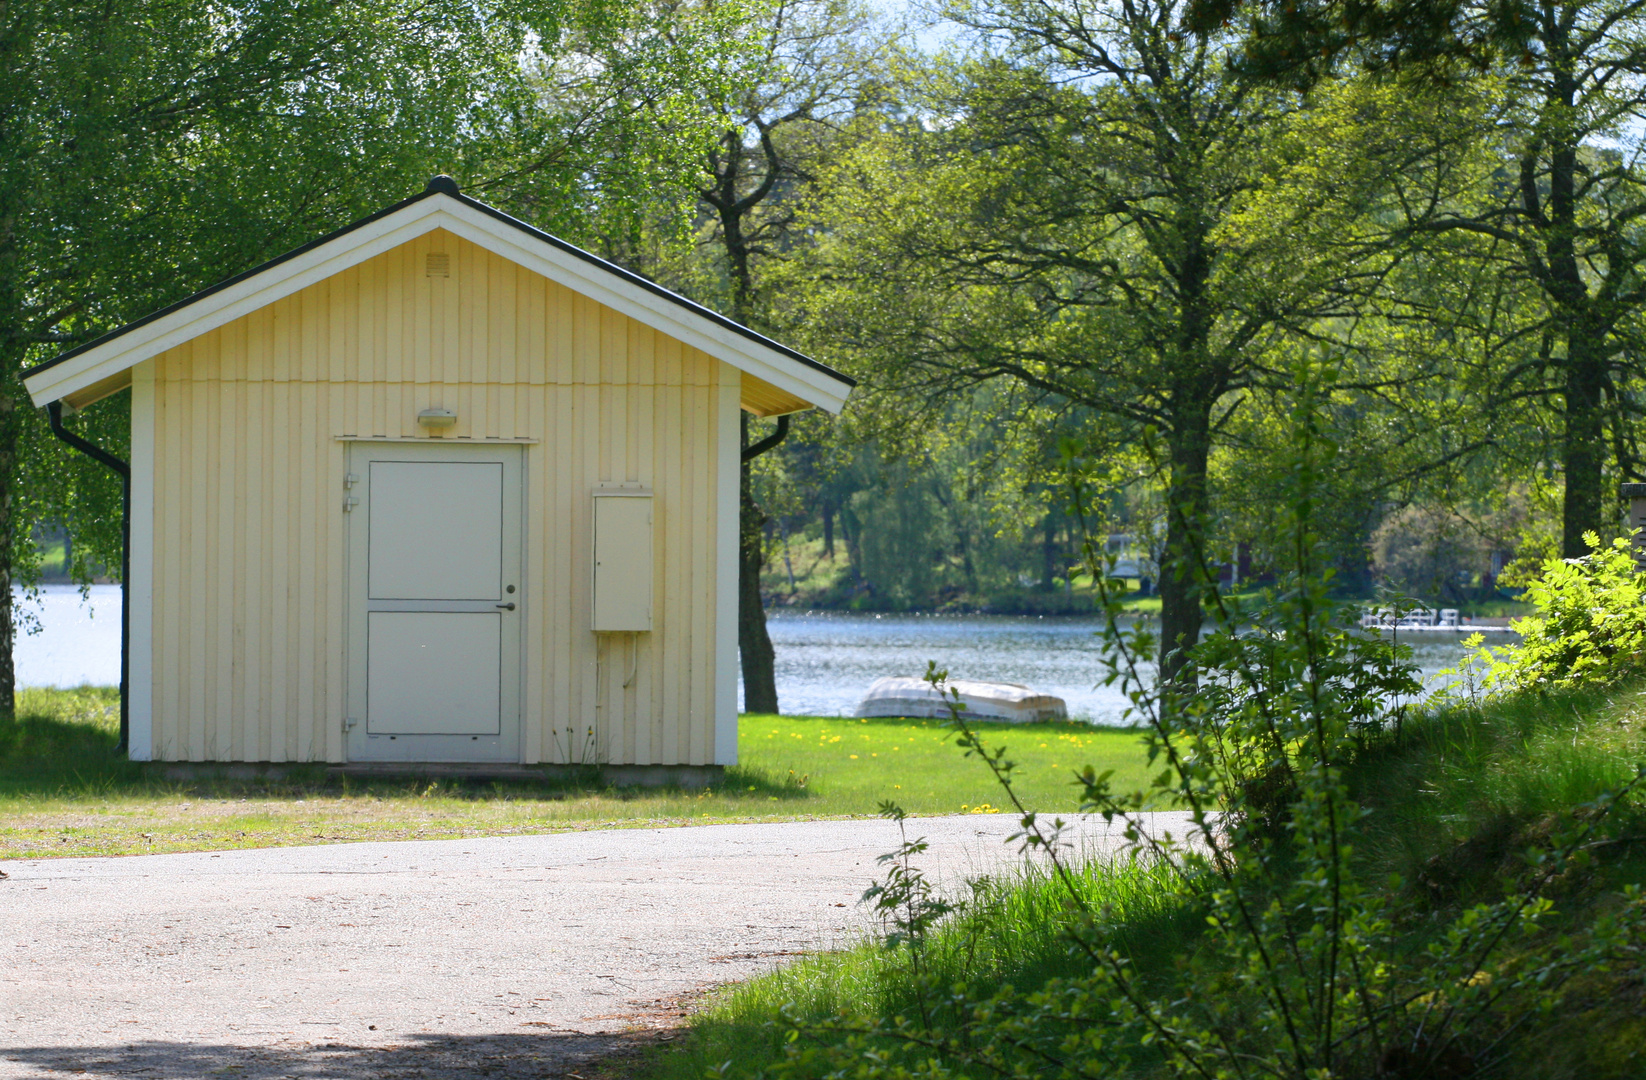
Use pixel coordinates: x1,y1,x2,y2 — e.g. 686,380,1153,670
145,229,733,764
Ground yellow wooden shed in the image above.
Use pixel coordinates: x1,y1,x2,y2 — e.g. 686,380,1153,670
21,176,852,770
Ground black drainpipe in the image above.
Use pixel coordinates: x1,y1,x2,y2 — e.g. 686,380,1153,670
46,400,130,753
742,413,790,462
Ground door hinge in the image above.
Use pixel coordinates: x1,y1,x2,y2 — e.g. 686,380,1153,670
345,717,359,731
343,495,359,512
344,472,359,488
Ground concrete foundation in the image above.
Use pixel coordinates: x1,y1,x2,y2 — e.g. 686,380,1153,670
147,761,726,789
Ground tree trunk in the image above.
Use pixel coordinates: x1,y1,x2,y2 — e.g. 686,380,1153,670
1158,407,1214,687
1041,509,1057,591
821,499,834,559
0,386,16,723
931,478,977,594
738,415,779,714
1535,35,1609,559
1,211,19,723
841,504,866,589
1562,329,1607,557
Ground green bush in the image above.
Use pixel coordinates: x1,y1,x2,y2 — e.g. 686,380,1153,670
1454,532,1646,695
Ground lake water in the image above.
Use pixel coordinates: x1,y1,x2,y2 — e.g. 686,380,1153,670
14,584,123,687
14,589,1498,725
750,610,1502,725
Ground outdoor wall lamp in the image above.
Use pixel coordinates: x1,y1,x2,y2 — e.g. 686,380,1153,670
417,408,457,432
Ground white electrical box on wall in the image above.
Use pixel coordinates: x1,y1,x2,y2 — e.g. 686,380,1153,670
592,491,654,631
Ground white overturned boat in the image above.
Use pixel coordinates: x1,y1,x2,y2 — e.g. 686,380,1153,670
853,676,1068,723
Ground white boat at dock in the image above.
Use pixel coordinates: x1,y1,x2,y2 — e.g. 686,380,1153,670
1358,607,1519,633
853,676,1068,723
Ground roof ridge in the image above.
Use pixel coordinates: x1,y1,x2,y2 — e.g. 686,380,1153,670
24,179,855,393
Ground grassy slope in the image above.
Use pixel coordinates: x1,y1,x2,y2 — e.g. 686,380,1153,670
651,855,1204,1080
0,688,1153,859
1347,682,1646,891
1341,684,1646,1076
642,681,1646,1080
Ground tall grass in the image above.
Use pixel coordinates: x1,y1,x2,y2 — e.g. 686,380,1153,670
649,852,1201,1080
1348,680,1646,897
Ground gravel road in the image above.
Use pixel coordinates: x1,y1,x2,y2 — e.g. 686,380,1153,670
0,813,1186,1079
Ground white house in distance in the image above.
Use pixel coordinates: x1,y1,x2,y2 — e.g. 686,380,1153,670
22,176,853,770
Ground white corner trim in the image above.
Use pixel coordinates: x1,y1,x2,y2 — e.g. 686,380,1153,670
127,361,156,761
714,374,741,765
23,196,852,415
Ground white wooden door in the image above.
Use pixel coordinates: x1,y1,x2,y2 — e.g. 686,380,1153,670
345,443,523,762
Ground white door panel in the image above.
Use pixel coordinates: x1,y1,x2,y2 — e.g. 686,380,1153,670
369,461,504,600
367,612,501,735
345,443,523,763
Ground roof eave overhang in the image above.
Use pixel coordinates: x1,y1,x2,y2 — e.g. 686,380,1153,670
22,194,852,415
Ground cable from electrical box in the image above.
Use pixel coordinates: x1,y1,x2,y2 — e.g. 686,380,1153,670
622,632,640,688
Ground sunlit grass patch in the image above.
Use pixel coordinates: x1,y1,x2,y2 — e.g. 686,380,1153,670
737,713,1153,817
0,690,1152,859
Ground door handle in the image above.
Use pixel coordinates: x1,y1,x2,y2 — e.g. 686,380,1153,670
496,602,516,611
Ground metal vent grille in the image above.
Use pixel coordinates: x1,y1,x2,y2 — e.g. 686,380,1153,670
426,253,450,278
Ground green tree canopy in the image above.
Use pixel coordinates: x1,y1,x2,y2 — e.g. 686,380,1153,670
789,0,1476,679
1,0,758,718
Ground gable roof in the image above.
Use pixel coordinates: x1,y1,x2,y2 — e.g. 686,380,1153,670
23,176,855,415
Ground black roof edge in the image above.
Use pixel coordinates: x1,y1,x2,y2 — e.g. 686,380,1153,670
25,177,857,393
450,189,854,389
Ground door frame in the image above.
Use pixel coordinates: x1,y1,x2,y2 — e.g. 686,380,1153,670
342,440,526,763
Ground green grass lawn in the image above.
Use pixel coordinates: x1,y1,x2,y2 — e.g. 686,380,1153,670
0,687,1152,860
738,713,1149,815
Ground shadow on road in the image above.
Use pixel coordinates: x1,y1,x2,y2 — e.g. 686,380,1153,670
2,1028,672,1079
